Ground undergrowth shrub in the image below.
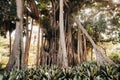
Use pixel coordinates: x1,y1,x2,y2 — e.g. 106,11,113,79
109,53,120,64
2,62,120,80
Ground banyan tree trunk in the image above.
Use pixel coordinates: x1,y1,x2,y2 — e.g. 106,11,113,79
83,34,87,61
67,26,73,66
59,0,68,67
6,0,24,70
73,14,115,65
24,19,33,68
36,20,41,66
77,29,83,64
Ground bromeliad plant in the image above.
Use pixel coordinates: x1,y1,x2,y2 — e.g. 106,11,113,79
2,62,120,80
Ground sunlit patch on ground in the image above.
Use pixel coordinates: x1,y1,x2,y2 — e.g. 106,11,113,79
0,35,37,68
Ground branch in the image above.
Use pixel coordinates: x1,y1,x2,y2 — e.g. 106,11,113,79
28,0,40,20
72,14,115,65
24,7,38,20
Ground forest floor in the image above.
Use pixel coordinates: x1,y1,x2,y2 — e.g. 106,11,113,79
0,36,36,68
0,36,9,68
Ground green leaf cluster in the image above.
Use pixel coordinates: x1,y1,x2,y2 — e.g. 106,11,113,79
2,62,120,80
0,0,16,21
0,0,16,35
109,53,120,64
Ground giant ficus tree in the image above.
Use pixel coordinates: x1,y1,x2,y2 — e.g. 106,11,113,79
1,0,120,71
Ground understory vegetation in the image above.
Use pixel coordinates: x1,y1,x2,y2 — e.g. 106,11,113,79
109,53,120,64
2,62,120,80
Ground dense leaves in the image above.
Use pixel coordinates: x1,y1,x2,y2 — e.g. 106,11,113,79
0,0,16,36
0,0,120,74
2,62,120,80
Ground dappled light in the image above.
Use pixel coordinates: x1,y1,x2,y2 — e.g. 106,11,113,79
113,0,120,4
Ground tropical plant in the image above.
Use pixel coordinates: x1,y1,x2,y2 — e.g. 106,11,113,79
2,62,120,80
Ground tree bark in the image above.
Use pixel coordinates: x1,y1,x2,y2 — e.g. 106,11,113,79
57,44,62,66
24,19,33,68
67,25,72,66
77,29,83,63
83,34,87,61
39,29,43,65
36,20,41,66
24,14,29,67
5,0,24,70
59,0,68,67
73,14,115,65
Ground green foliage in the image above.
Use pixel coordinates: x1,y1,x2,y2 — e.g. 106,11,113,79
36,0,50,16
109,53,120,64
100,64,119,80
0,0,16,21
0,0,16,36
110,17,119,26
2,62,120,80
41,16,50,29
79,1,120,44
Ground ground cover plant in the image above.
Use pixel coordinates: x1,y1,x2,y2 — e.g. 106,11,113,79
1,62,120,80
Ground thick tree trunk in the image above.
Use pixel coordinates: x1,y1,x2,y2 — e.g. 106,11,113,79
64,10,72,66
57,45,62,66
59,0,68,67
36,20,41,66
6,0,24,70
24,14,29,67
67,26,72,66
39,29,43,65
83,35,87,61
48,1,58,66
77,29,83,63
73,14,115,65
24,19,33,68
